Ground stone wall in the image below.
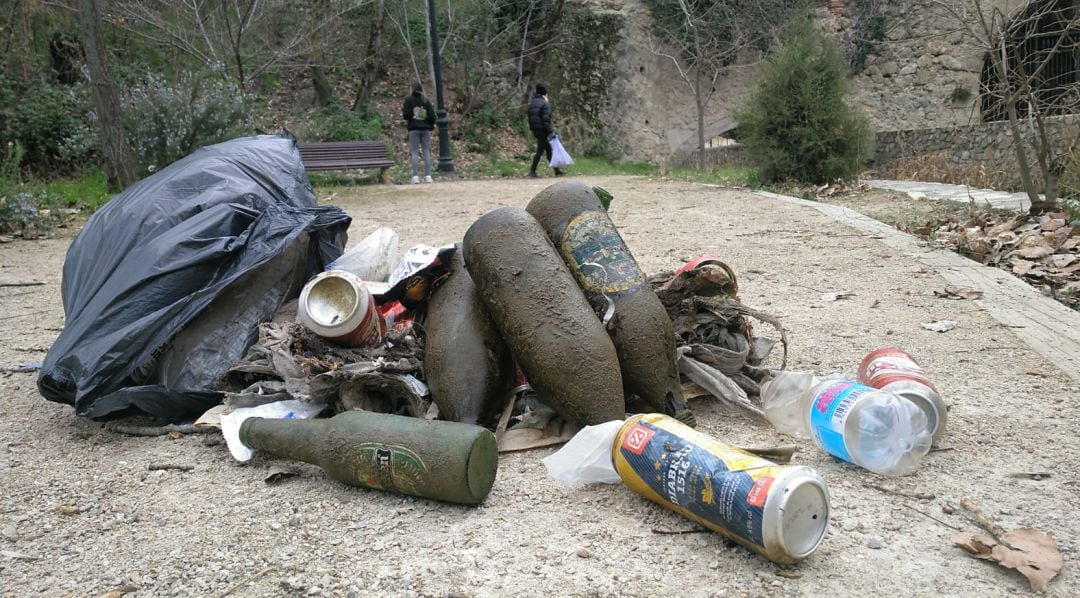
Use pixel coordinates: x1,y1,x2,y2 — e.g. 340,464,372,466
573,0,1042,164
834,0,1024,132
872,114,1080,184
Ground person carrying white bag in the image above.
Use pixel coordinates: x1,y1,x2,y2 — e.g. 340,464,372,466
526,83,566,178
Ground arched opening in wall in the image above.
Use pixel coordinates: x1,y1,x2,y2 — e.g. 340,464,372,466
980,0,1079,122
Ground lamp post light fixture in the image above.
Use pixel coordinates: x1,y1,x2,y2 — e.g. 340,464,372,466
427,0,454,172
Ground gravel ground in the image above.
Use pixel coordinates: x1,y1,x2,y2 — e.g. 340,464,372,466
1,175,1077,597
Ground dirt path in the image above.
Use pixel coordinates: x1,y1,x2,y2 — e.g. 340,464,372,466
1,176,1076,597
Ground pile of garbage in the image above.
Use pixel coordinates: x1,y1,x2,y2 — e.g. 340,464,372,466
33,135,1062,587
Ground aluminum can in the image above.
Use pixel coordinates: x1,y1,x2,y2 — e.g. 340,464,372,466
857,347,947,445
612,413,830,564
298,270,386,347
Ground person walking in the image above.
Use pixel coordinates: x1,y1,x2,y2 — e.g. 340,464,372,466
403,82,436,184
527,84,563,178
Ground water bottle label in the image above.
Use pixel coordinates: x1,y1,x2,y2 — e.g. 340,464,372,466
808,381,873,464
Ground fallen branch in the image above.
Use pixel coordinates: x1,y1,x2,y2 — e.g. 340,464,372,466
106,423,209,437
148,464,194,472
904,503,961,531
652,527,707,535
863,482,936,500
0,309,51,322
218,566,278,597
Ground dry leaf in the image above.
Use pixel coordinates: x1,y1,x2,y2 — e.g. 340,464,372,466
264,467,300,484
1014,246,1054,260
1012,259,1036,275
953,529,1062,592
934,286,983,300
1045,254,1076,269
1040,218,1066,232
922,320,957,332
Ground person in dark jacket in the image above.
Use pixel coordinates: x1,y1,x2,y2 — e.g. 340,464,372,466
403,82,437,184
527,84,563,177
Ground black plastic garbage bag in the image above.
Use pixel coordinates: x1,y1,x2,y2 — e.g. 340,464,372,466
38,134,351,423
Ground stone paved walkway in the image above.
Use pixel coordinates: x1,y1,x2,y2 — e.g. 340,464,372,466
866,179,1033,212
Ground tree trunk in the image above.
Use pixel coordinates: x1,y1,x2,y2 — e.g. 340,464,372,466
424,1,437,100
309,0,333,107
78,0,134,191
352,0,386,112
694,30,705,171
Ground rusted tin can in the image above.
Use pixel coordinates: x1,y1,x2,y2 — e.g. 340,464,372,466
857,347,947,445
298,270,386,347
613,413,830,564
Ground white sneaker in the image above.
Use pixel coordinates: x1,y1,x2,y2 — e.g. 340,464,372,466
411,176,420,184
424,175,434,183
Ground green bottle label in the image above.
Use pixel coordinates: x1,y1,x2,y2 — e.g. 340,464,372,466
351,443,429,495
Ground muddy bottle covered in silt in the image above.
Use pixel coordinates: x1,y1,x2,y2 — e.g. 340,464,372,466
462,207,625,425
238,411,498,504
424,245,515,425
526,181,692,424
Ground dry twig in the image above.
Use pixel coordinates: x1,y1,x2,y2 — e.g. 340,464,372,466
960,498,1014,549
148,464,194,472
863,482,936,500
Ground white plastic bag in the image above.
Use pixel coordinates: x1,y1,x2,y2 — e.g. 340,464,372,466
328,227,399,282
549,134,574,169
219,399,326,462
542,419,624,485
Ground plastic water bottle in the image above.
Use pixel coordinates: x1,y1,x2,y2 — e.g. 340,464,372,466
761,371,932,476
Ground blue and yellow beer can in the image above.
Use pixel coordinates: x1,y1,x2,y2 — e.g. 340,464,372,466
613,414,830,564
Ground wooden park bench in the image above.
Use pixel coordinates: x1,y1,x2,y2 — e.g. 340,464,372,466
298,141,394,182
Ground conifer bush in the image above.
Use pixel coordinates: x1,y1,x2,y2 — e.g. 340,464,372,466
736,17,873,184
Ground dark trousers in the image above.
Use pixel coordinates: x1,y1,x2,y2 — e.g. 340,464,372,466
530,129,552,172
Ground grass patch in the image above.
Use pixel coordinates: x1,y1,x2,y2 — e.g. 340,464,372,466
669,165,761,188
1,170,110,237
4,169,112,211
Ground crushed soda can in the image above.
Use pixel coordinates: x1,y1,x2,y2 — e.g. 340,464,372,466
613,413,830,564
857,347,947,445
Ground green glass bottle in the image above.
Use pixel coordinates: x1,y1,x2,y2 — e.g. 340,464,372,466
239,411,498,505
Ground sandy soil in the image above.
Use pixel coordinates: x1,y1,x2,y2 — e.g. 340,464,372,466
1,176,1077,597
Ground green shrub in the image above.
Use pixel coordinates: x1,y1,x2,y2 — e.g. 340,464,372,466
462,104,503,154
736,16,873,184
123,71,255,176
0,75,97,175
299,105,385,143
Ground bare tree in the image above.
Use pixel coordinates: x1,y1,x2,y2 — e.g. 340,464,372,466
932,0,1080,215
78,0,134,190
646,0,795,170
113,0,367,91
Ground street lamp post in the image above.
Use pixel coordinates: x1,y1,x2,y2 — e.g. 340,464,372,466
427,0,454,172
